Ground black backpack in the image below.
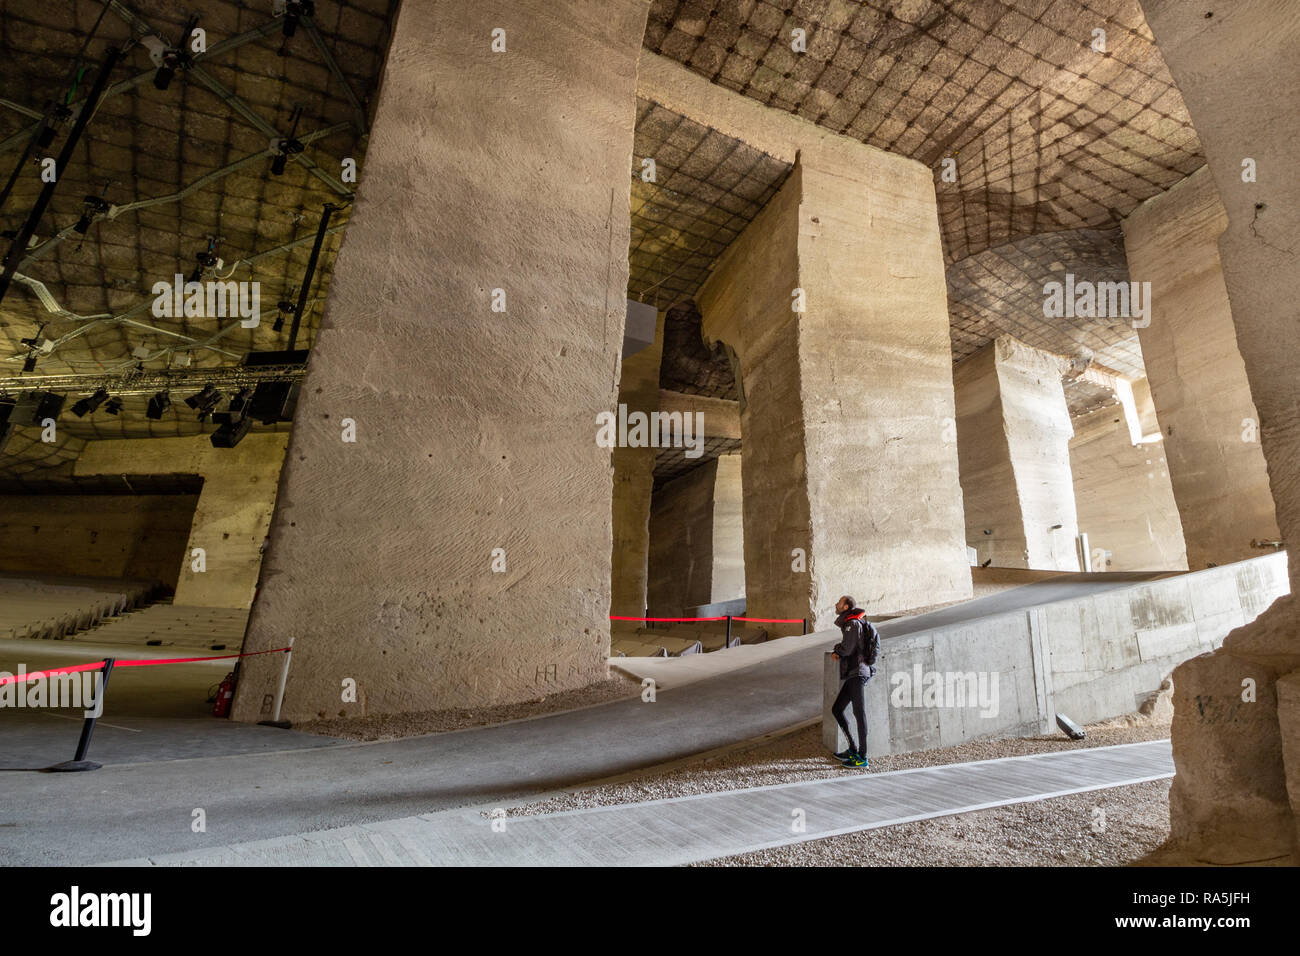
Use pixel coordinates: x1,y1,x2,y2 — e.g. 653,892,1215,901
863,621,880,666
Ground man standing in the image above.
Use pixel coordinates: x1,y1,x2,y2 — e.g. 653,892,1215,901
830,594,878,769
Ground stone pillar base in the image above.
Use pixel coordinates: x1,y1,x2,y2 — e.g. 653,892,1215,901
1168,596,1300,863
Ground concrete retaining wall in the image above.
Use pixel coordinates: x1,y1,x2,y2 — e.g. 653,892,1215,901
824,553,1290,756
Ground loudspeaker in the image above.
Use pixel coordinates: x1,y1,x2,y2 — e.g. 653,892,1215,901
247,381,300,424
33,392,65,423
210,414,254,448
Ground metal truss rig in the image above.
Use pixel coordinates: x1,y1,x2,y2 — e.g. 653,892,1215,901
0,363,306,400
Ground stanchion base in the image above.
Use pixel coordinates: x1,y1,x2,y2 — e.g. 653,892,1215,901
258,720,292,729
44,760,102,772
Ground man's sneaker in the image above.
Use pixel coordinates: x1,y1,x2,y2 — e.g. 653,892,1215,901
841,753,868,768
833,749,858,760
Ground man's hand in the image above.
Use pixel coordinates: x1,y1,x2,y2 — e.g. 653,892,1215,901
831,652,839,660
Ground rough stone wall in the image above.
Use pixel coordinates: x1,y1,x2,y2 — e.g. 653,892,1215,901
645,51,970,623
995,338,1080,571
646,453,745,615
1138,0,1300,863
74,434,287,607
955,337,1079,571
698,166,815,624
647,460,720,616
0,493,197,586
699,158,971,623
233,0,649,722
709,453,745,604
953,346,1024,566
610,311,665,617
1123,166,1279,570
1070,404,1188,571
796,161,972,620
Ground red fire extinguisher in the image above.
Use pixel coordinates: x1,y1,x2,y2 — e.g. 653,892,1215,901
213,670,237,718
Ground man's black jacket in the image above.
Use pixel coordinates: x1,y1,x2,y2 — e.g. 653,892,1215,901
833,608,877,680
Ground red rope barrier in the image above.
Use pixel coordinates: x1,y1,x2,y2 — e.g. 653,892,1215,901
610,615,729,622
0,646,291,687
609,615,805,624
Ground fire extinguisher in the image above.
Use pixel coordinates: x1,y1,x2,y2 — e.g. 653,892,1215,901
213,670,237,718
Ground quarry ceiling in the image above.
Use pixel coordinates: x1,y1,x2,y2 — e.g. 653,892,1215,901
2,0,1207,478
0,0,391,462
638,0,1206,378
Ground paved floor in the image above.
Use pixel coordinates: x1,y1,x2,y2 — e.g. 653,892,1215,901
0,572,1174,866
107,740,1175,866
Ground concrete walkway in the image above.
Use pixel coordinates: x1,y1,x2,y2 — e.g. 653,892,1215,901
108,740,1174,866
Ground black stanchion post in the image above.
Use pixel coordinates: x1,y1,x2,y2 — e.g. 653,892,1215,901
46,657,115,772
725,615,732,648
802,618,808,635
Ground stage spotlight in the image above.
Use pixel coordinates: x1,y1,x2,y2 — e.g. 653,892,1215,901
71,388,109,417
103,397,124,416
146,391,171,420
184,385,223,420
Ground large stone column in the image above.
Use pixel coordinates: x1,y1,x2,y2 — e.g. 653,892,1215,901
953,337,1081,571
233,0,649,722
1123,167,1279,569
610,309,665,618
646,453,744,616
1069,403,1187,571
1138,0,1300,863
697,158,970,625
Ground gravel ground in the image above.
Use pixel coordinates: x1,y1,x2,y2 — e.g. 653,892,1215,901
296,673,641,741
699,778,1171,866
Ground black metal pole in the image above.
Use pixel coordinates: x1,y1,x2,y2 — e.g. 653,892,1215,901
0,109,53,215
802,618,808,635
0,46,121,309
46,657,114,772
287,203,335,350
725,615,732,648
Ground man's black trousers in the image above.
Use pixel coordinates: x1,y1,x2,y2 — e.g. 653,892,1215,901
832,669,873,755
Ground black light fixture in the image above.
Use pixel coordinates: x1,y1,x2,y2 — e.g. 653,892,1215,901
189,240,219,282
272,294,296,333
278,0,315,55
184,384,223,421
73,195,111,234
103,396,124,416
151,16,199,91
145,390,171,420
22,353,37,372
71,388,109,417
270,106,304,176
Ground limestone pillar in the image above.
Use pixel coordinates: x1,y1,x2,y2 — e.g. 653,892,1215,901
647,454,744,616
1069,403,1187,571
610,310,665,618
233,0,648,722
697,158,971,625
953,337,1080,571
1138,0,1300,863
1123,167,1279,569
